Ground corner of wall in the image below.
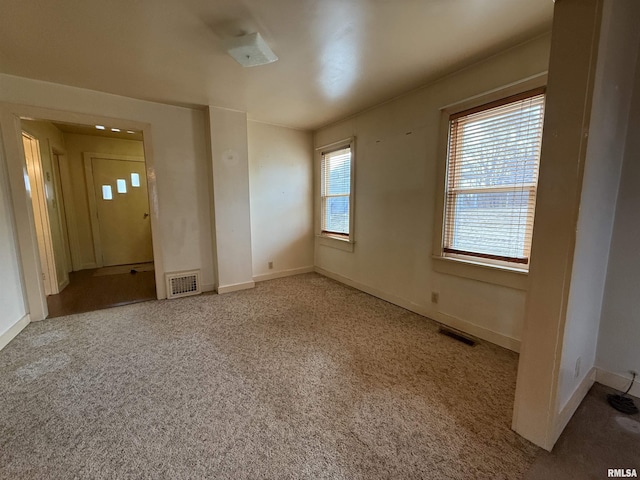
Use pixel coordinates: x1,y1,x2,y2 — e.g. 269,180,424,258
0,314,30,352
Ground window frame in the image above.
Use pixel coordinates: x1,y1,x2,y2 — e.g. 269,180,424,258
316,137,355,250
432,75,547,289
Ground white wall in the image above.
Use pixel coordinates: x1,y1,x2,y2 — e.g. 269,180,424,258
0,73,215,295
596,40,640,395
557,0,640,411
208,107,254,293
313,34,551,350
0,136,27,340
248,121,314,281
62,133,145,269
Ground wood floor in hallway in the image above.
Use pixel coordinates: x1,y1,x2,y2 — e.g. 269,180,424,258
46,267,156,318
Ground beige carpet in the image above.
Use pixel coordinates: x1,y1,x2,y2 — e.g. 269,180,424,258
0,273,539,478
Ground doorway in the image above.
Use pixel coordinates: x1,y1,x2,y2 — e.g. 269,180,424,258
86,154,153,267
20,119,157,318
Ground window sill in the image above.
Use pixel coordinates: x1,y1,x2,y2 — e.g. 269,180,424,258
432,255,528,290
317,234,354,252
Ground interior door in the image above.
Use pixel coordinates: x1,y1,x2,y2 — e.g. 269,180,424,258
22,132,58,294
46,152,70,291
92,157,153,266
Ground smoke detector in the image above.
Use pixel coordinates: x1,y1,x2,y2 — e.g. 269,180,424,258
226,32,278,67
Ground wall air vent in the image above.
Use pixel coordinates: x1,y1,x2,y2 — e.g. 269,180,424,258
165,270,201,299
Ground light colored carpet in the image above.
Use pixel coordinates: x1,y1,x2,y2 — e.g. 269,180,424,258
93,262,155,277
0,273,539,478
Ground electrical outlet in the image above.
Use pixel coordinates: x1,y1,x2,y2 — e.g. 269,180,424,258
574,356,581,378
431,292,439,304
268,261,273,270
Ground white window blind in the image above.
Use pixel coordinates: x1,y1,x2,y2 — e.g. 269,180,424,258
443,89,545,265
321,146,351,236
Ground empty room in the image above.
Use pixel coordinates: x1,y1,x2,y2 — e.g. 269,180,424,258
1,0,639,478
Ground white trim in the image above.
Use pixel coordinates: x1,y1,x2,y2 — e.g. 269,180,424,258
0,314,30,352
253,266,314,283
38,137,66,292
0,119,30,317
49,148,72,285
432,76,547,286
21,131,59,295
1,109,48,320
317,235,355,252
314,266,521,352
432,256,528,290
315,137,354,152
57,150,82,271
217,281,255,294
316,137,356,246
52,150,71,271
596,367,640,398
554,367,596,443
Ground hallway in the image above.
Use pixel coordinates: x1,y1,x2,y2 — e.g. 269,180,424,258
46,266,156,318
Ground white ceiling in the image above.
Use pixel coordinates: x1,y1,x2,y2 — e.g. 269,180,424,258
0,0,553,130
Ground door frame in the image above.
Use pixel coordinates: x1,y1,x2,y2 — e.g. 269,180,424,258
83,152,146,268
50,149,73,279
0,102,166,321
21,131,59,295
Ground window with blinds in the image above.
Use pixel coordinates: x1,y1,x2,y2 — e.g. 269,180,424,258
321,145,352,237
443,89,545,266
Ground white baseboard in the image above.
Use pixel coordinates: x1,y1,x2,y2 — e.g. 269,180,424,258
79,262,98,270
253,266,314,283
554,366,596,443
0,314,30,352
314,267,520,352
217,281,255,294
201,283,215,293
596,367,640,398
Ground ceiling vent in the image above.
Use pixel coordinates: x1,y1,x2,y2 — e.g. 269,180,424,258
226,32,278,67
165,270,201,299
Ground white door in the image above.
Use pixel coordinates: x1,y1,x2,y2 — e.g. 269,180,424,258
92,157,153,266
46,152,70,291
22,132,58,295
